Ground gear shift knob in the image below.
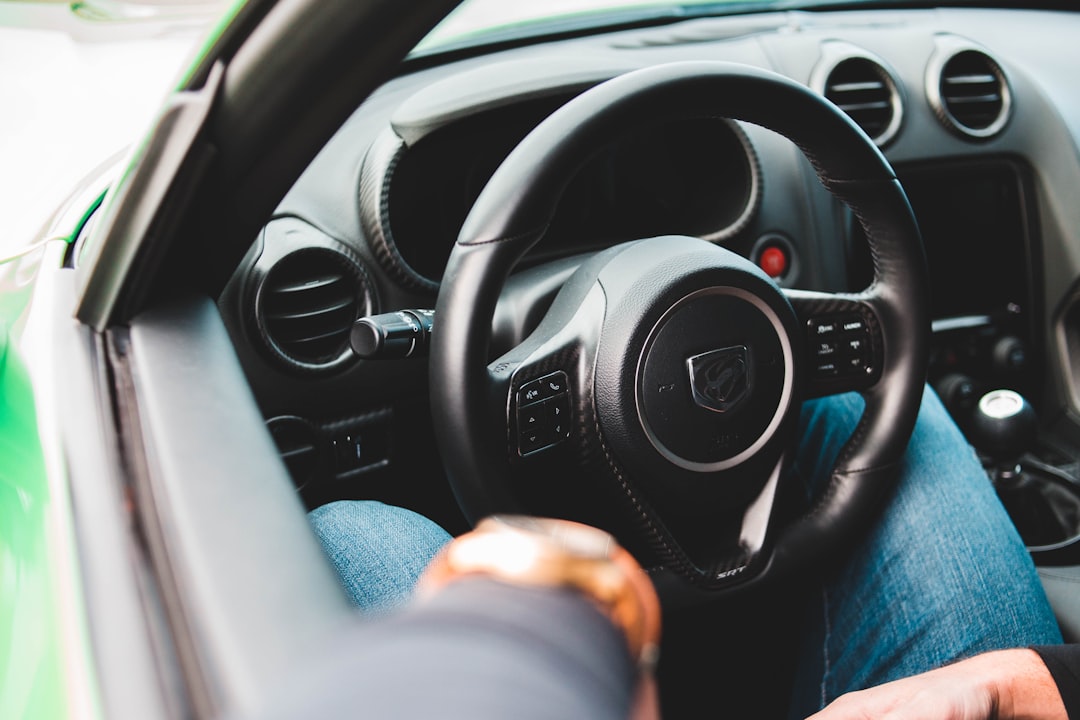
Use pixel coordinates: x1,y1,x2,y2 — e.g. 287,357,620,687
967,389,1037,461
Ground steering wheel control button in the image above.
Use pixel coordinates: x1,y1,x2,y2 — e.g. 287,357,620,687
549,395,571,438
543,373,567,395
517,371,568,406
519,423,554,455
810,319,839,337
519,380,545,405
519,404,548,430
808,313,873,380
841,317,866,334
815,361,839,377
516,372,572,456
815,341,838,358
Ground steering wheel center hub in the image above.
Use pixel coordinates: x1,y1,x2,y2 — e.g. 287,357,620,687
589,236,800,486
637,287,793,471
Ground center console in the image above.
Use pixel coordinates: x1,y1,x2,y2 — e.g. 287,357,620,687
852,158,1080,557
900,159,1041,407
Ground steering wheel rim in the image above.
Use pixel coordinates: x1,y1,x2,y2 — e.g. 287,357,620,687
430,61,929,596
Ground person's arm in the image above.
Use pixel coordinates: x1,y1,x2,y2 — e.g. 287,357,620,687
806,648,1067,720
248,517,660,720
253,578,646,720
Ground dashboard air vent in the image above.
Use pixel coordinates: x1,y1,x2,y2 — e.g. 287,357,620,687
824,58,900,144
812,47,902,147
930,49,1010,139
254,246,375,373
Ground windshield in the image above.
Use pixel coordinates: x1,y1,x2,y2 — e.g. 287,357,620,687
415,0,842,54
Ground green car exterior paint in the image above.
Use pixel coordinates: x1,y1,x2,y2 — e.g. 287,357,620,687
0,0,235,712
0,219,99,719
1,159,114,719
2,0,452,714
0,1,457,714
0,309,69,720
0,0,244,707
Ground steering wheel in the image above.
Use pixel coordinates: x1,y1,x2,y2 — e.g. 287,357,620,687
430,62,929,599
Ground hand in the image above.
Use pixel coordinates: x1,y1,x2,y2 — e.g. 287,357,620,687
806,648,1067,720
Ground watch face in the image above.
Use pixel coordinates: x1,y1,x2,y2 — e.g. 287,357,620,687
487,515,617,559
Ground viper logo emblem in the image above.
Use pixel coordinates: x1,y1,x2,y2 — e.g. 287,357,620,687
687,346,751,413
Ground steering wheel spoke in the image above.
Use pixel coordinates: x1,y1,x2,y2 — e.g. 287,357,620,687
786,288,884,398
490,280,606,463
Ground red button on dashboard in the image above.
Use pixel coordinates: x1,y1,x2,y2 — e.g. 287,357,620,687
759,246,788,278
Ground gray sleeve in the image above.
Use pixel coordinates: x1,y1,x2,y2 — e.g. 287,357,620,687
252,579,637,720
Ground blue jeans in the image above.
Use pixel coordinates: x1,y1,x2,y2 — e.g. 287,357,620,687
788,387,1061,715
308,499,452,614
309,386,1062,709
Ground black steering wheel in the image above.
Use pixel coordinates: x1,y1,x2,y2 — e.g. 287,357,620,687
430,61,929,599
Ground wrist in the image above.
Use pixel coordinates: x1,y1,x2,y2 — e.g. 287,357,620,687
977,649,1067,720
417,515,661,670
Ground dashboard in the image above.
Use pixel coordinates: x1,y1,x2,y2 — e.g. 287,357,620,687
216,6,1080,533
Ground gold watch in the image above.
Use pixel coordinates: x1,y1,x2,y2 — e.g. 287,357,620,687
417,515,661,669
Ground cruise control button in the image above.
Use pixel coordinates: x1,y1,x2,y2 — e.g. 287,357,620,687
844,355,867,374
815,362,838,377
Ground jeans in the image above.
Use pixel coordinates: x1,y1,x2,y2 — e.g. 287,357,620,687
309,386,1063,711
308,499,451,614
788,387,1062,715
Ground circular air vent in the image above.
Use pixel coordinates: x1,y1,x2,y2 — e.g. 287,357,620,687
255,247,375,372
812,45,903,147
928,45,1011,139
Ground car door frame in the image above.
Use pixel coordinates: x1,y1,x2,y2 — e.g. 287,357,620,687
58,0,464,717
